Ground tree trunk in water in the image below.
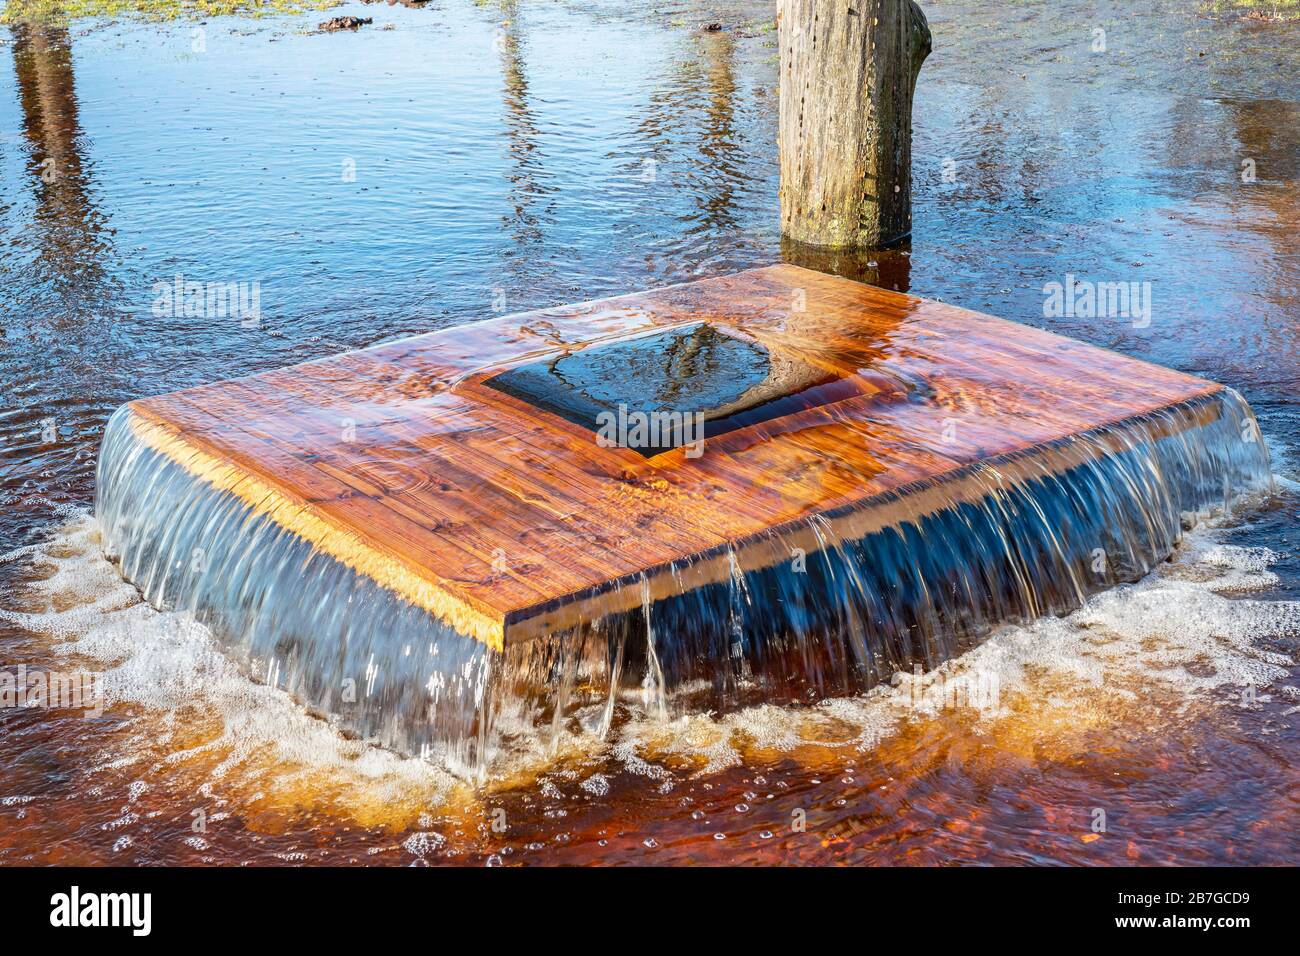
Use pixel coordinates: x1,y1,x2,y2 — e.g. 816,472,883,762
778,0,931,249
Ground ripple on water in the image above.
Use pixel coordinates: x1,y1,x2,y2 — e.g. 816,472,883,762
2,495,1296,862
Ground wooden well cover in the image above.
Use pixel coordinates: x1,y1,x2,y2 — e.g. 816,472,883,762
122,264,1223,651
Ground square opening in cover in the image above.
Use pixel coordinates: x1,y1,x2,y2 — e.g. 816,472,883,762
481,323,852,456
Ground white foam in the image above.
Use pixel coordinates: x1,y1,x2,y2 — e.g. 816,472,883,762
3,513,463,824
4,507,1298,802
401,830,446,858
607,523,1300,775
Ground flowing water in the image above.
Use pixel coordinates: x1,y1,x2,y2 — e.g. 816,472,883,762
2,0,1299,864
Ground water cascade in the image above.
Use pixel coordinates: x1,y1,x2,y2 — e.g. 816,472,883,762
94,266,1274,778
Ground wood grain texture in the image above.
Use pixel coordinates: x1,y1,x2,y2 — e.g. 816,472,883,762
125,264,1223,648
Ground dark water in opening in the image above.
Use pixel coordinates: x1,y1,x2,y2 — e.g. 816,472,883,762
1,0,1298,864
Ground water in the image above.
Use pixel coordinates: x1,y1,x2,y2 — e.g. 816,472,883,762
2,0,1299,864
91,346,1275,776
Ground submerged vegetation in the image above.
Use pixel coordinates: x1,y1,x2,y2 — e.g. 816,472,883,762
1211,0,1300,18
0,0,340,25
3,0,1297,27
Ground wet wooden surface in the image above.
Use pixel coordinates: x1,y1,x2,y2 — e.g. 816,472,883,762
126,264,1223,648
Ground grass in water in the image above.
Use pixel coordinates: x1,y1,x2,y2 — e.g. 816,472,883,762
1211,0,1300,19
0,0,342,25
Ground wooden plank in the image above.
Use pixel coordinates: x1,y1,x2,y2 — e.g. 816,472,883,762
124,264,1224,649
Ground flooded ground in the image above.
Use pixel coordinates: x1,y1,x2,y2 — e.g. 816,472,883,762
1,0,1298,865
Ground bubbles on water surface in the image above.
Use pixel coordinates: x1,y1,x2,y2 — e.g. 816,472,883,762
1,514,469,844
1,483,1297,862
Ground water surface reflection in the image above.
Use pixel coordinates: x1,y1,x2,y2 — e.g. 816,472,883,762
0,0,1297,865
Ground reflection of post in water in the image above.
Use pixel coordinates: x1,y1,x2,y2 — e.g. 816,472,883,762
781,236,913,294
1228,98,1300,209
1230,100,1300,180
1227,98,1300,324
492,0,551,253
10,23,108,292
636,27,742,235
697,28,738,232
1164,93,1298,326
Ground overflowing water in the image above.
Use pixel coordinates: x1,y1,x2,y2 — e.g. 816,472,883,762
93,386,1273,779
4,487,1297,864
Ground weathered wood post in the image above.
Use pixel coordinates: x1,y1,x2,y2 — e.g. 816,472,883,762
779,0,931,248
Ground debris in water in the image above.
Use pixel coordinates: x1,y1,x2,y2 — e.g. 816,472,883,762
319,16,372,31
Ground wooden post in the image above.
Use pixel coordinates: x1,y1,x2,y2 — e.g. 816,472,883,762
779,0,931,249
